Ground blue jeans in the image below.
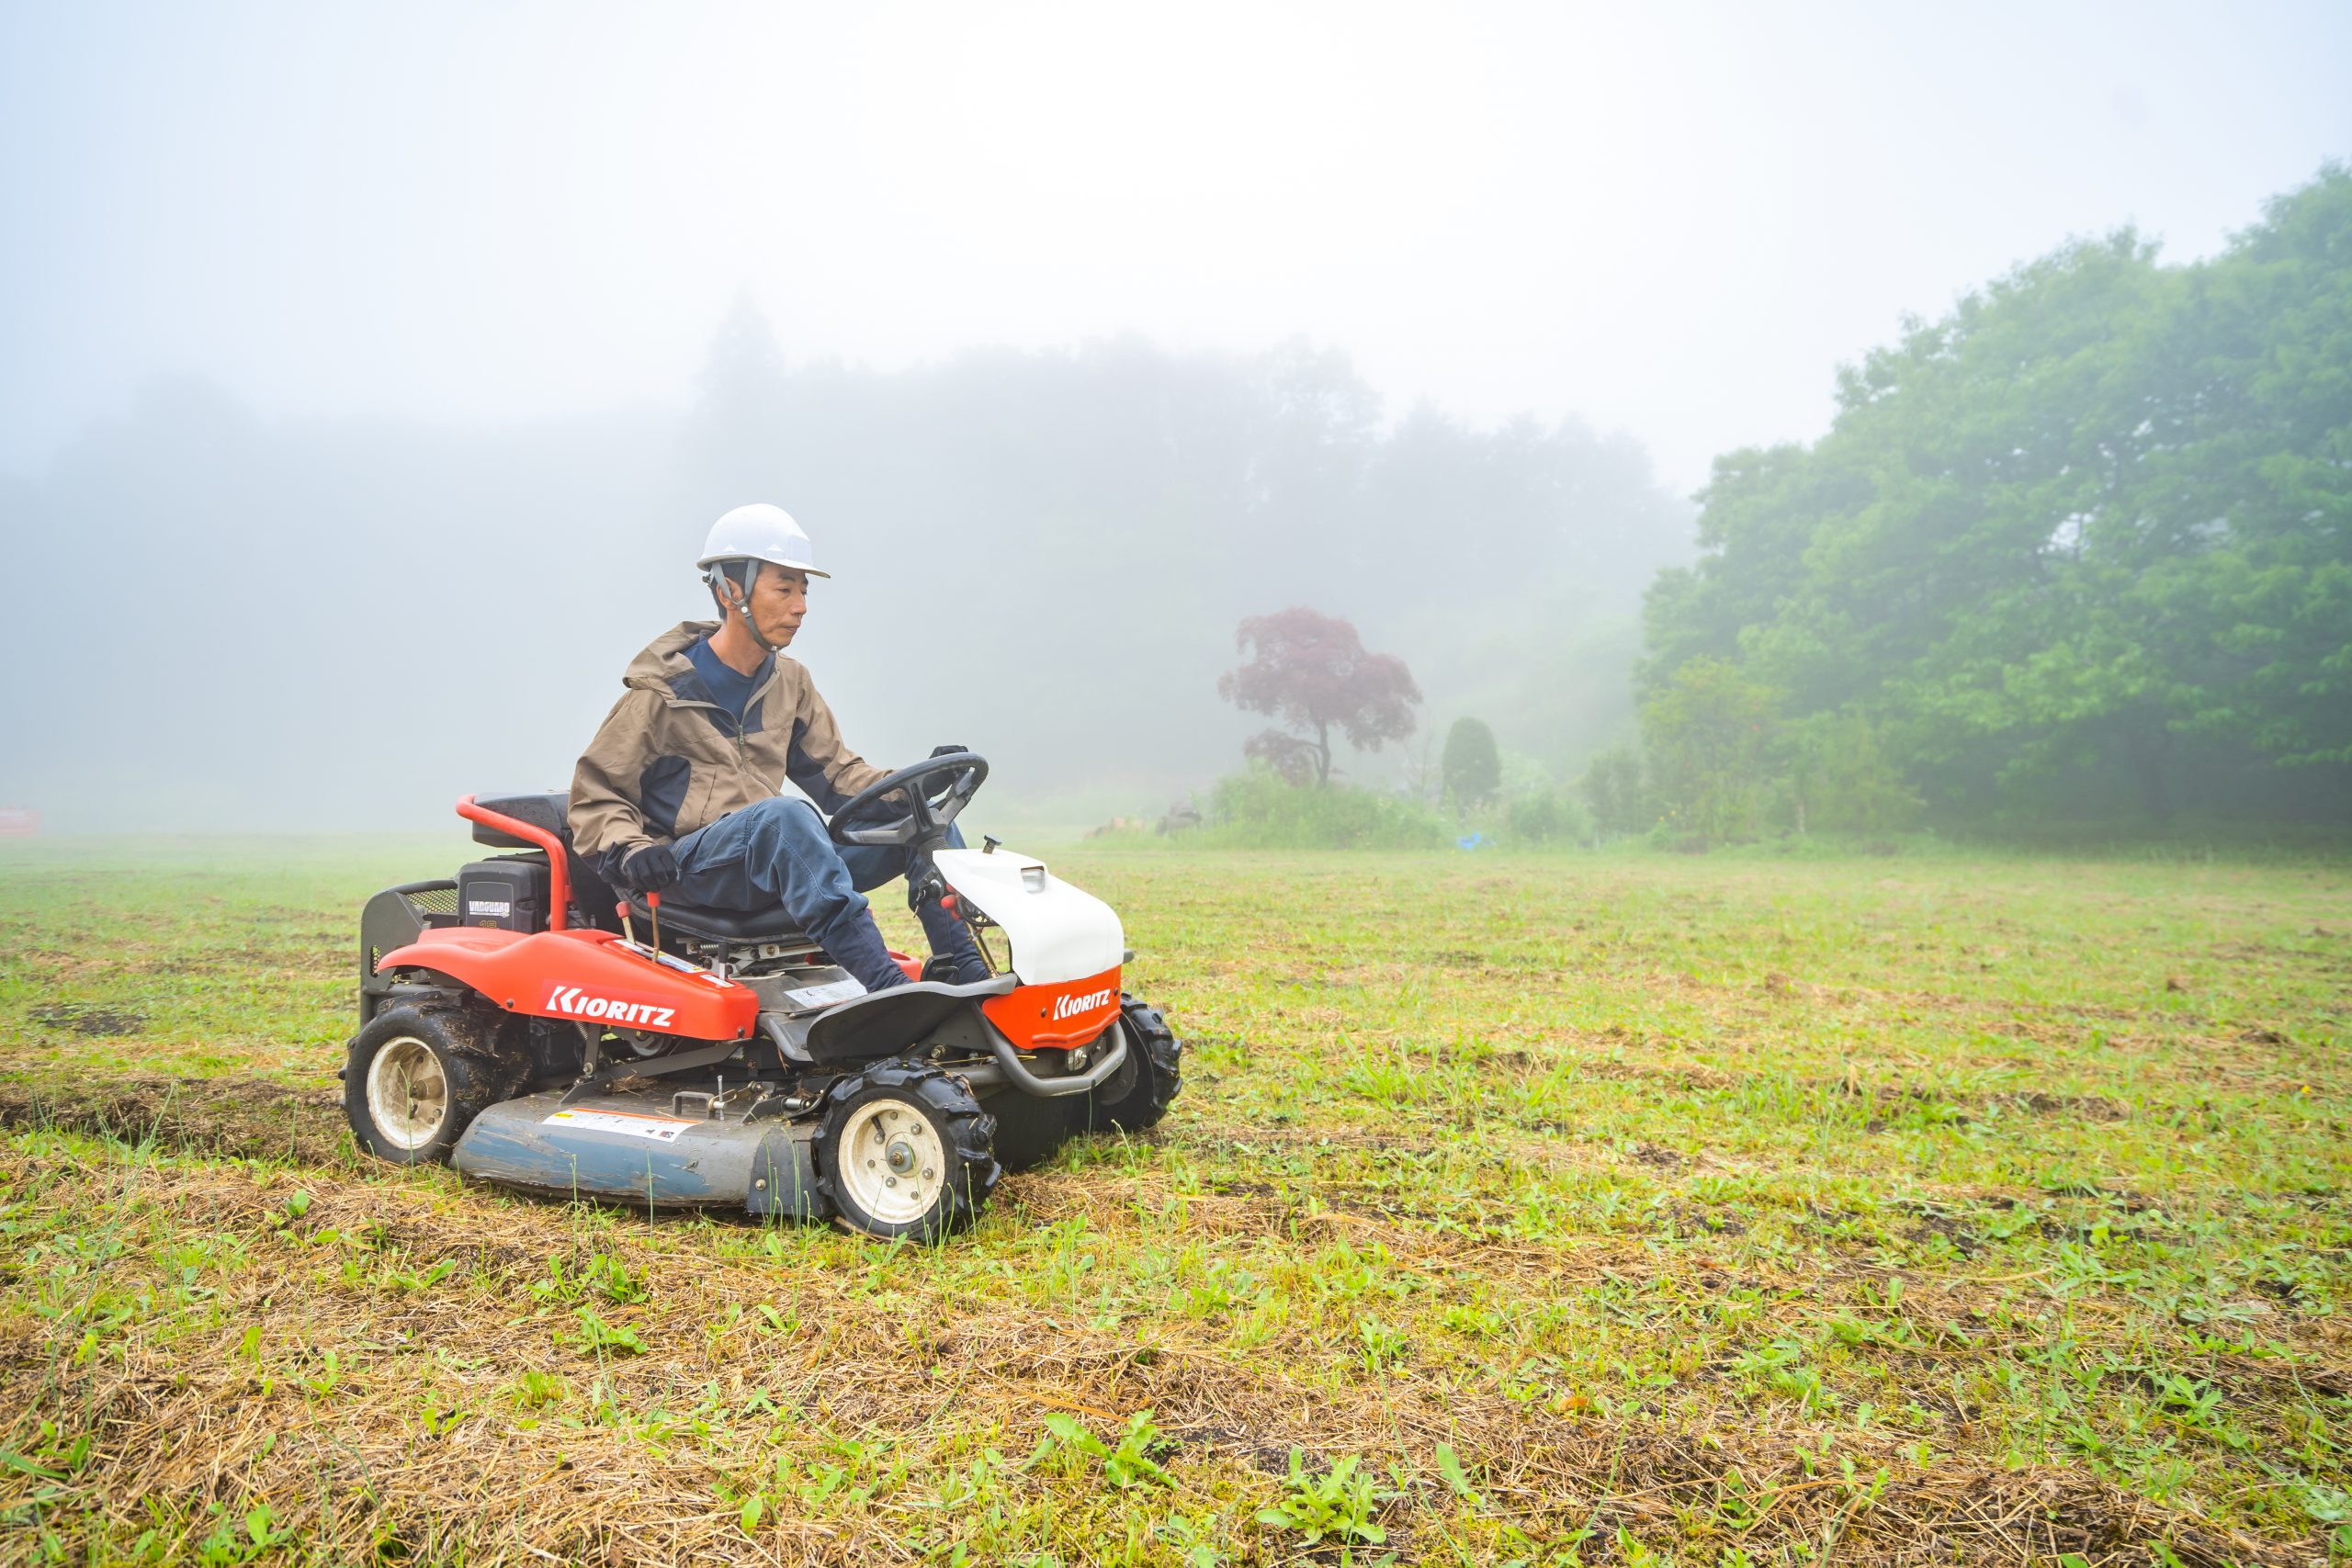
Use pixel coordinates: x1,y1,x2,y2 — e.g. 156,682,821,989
665,795,969,964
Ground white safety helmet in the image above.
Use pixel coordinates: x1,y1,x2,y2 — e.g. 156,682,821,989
696,502,829,581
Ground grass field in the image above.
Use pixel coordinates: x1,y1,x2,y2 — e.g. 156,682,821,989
0,839,2346,1565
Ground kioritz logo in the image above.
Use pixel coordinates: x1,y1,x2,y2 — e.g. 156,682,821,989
545,986,676,1028
1051,987,1114,1021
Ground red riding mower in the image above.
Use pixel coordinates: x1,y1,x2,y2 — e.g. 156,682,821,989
345,753,1181,1241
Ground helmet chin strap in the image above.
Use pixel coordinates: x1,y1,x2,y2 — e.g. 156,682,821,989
707,562,782,655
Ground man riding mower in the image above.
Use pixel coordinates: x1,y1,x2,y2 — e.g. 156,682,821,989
342,503,1182,1241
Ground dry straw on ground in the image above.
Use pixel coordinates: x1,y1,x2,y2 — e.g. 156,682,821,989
3,847,2346,1562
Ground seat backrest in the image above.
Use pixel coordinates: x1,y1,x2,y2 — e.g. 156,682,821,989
469,792,571,850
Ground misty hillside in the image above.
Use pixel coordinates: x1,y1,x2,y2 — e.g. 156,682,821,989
0,320,1690,832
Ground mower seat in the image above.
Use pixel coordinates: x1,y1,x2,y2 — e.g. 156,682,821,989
626,897,812,946
469,791,808,945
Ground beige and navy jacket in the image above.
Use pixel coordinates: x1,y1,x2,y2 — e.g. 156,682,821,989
568,621,890,879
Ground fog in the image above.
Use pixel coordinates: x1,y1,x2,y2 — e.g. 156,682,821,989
3,3,2346,833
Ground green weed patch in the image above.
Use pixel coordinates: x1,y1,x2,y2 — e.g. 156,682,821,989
0,840,2345,1562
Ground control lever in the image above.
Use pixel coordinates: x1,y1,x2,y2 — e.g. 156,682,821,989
616,894,663,952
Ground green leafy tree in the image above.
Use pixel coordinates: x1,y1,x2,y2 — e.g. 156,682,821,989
1440,717,1502,811
1641,165,2352,828
1639,658,1781,842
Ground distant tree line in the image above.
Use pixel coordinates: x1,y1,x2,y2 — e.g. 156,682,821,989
1623,165,2352,840
0,308,1690,830
688,313,1691,800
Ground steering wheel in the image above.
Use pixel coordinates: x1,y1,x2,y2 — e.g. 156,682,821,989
827,751,989,849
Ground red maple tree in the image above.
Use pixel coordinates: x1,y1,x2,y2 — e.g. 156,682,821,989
1216,607,1421,787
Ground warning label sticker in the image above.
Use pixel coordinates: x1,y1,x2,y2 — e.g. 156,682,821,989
784,977,867,1011
542,1108,696,1143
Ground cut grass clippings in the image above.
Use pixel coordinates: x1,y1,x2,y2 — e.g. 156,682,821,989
0,839,2346,1564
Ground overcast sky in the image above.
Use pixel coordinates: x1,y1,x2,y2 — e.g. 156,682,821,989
4,1,2346,492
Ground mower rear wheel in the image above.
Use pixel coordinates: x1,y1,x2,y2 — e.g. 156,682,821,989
1080,999,1183,1134
816,1059,1000,1243
344,1003,524,1166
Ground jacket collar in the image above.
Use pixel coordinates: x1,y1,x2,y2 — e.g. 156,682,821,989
624,621,784,707
622,621,716,698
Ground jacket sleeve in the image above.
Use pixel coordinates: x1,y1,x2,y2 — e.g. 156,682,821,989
569,687,666,873
786,681,892,814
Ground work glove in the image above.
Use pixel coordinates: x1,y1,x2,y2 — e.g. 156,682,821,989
616,842,679,896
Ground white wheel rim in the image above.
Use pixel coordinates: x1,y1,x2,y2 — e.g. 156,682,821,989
837,1098,949,1225
366,1035,450,1151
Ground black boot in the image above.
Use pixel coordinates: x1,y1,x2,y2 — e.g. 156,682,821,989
815,910,910,994
918,899,993,986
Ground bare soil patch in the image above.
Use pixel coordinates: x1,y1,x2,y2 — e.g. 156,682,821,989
28,1003,147,1037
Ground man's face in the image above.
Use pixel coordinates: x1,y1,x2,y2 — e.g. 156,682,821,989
743,565,808,649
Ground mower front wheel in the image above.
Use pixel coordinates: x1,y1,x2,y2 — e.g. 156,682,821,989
344,1003,523,1166
817,1060,1000,1243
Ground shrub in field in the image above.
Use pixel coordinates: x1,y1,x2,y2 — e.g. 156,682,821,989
1205,765,1450,849
1502,785,1594,846
1441,716,1501,811
1579,744,1648,837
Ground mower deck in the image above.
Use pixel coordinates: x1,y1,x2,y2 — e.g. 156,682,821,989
452,1087,824,1220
